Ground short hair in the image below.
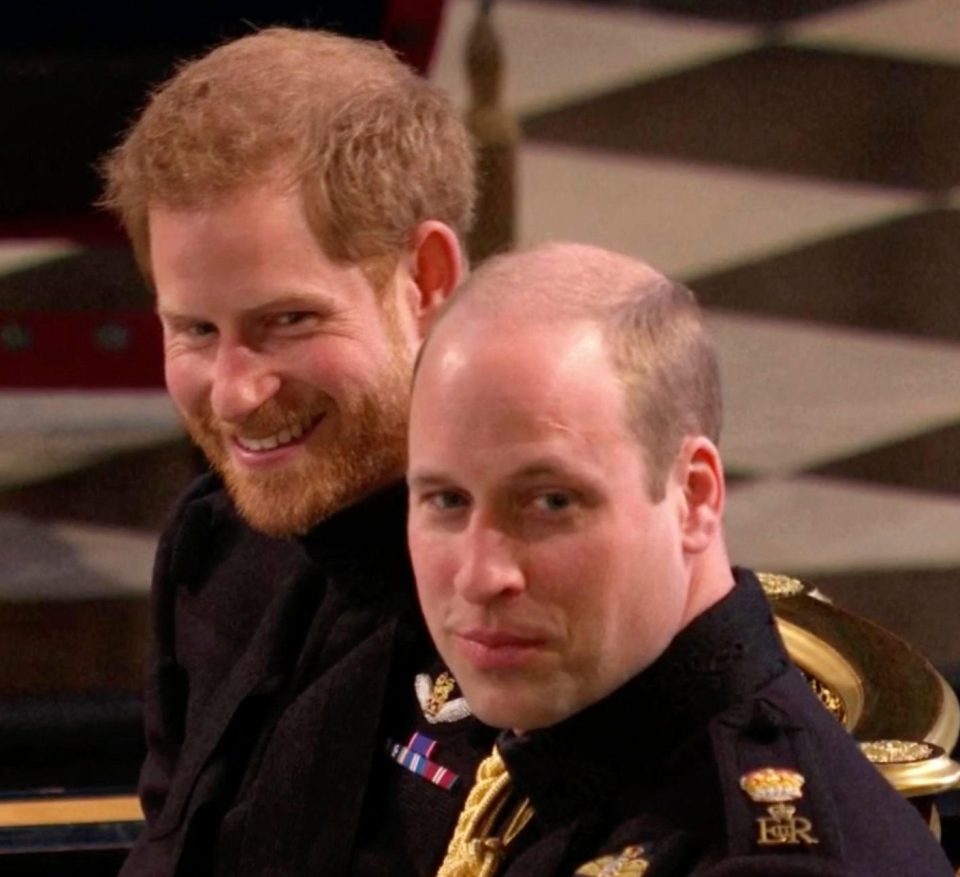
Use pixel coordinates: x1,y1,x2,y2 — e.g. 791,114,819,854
605,281,721,498
424,242,722,499
101,27,475,280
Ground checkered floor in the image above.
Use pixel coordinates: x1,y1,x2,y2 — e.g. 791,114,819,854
1,0,959,675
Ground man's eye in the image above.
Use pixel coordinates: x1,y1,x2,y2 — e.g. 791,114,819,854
168,320,216,342
271,311,315,329
531,491,575,513
427,491,469,512
188,322,217,337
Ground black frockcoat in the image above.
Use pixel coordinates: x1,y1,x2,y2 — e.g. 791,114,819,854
489,570,953,876
120,474,495,877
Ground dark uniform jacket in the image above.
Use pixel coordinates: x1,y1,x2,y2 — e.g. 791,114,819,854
491,569,954,876
120,473,495,877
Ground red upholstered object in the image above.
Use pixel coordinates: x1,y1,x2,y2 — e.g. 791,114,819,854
0,213,126,247
0,311,164,388
384,0,448,75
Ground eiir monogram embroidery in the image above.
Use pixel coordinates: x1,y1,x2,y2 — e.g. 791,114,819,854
757,803,819,846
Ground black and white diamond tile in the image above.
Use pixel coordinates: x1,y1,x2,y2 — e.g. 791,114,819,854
692,208,960,341
522,43,960,190
790,0,960,63
431,0,756,114
810,420,960,494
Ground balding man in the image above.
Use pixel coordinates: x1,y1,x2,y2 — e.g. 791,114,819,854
406,243,953,876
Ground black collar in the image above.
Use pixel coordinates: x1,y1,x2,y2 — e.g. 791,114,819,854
296,480,412,607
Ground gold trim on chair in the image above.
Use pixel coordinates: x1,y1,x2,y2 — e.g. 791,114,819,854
0,794,142,828
857,741,960,799
760,572,960,799
777,617,864,731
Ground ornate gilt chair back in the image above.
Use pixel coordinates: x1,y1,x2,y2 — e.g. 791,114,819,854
761,573,960,810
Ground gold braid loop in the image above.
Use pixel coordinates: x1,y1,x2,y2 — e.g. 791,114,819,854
436,747,534,877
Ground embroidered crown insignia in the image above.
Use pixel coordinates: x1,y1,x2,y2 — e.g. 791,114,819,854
740,767,806,803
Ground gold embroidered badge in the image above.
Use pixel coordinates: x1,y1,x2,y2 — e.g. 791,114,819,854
574,844,650,876
415,672,472,724
756,803,820,847
739,767,805,803
740,768,819,847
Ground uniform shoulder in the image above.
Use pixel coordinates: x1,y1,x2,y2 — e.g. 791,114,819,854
707,688,954,876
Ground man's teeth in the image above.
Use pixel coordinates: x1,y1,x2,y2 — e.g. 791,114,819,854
237,420,309,452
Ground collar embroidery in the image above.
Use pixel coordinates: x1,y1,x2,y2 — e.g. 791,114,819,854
416,671,472,724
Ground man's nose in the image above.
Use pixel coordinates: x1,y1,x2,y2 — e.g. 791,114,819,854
453,520,526,604
210,344,281,422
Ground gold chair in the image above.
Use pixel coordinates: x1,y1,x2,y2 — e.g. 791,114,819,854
761,572,960,831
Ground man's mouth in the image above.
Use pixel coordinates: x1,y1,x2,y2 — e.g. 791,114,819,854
459,628,544,649
233,414,323,453
454,627,548,671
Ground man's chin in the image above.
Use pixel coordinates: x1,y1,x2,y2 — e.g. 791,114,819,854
231,491,317,537
189,434,334,536
222,468,338,537
187,383,410,537
219,454,403,537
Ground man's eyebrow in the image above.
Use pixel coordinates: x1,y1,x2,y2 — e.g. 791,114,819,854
508,459,586,481
156,307,202,326
156,293,339,321
409,458,594,483
247,293,339,316
407,470,452,489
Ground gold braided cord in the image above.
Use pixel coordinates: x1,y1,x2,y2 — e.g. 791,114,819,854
436,747,534,877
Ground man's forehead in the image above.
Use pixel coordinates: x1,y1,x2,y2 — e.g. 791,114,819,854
408,446,617,502
424,311,609,383
414,320,628,443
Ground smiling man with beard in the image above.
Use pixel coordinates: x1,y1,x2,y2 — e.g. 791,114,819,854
101,28,496,877
406,242,954,877
150,186,417,538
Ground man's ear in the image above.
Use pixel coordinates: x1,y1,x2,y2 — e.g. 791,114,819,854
676,436,725,556
406,220,464,339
